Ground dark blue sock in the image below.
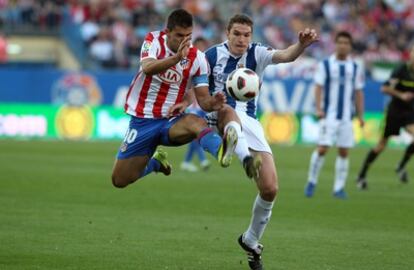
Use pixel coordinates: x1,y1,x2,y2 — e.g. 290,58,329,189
140,158,161,178
185,141,197,162
197,128,221,159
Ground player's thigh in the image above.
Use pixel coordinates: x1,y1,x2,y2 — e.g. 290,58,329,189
167,113,207,144
217,105,241,133
336,121,354,148
236,111,273,153
318,119,335,147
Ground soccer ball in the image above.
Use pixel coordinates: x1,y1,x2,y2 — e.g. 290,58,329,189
225,68,260,102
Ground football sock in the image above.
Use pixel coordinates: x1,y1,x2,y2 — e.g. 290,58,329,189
397,143,414,171
358,149,379,178
334,156,349,192
244,194,274,248
225,121,250,162
195,141,207,162
140,158,161,178
184,140,197,162
197,128,222,158
307,150,325,184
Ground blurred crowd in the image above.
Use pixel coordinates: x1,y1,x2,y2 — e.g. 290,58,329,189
0,0,413,70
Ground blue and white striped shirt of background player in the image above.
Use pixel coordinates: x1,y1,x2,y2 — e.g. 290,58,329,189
314,54,365,122
205,41,277,118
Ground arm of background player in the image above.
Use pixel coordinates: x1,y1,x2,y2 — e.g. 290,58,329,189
272,28,318,63
314,84,325,119
166,89,195,117
355,90,365,127
194,86,226,112
382,79,414,102
141,36,191,75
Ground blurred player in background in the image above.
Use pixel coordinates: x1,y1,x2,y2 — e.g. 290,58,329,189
181,37,211,172
357,45,414,189
205,14,318,270
111,9,238,188
305,31,365,199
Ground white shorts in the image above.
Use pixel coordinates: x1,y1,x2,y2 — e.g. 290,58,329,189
318,119,354,148
206,111,273,154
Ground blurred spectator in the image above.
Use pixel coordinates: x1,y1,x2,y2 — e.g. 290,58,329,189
1,0,413,71
89,27,115,68
0,31,7,63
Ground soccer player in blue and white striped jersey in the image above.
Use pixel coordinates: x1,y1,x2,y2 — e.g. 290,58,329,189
305,31,365,199
205,14,318,270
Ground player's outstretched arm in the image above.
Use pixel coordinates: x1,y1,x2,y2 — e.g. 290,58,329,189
272,28,318,63
141,36,191,75
194,86,226,112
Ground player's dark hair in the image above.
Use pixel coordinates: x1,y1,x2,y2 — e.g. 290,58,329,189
335,31,353,44
166,9,193,30
194,36,208,44
227,14,254,32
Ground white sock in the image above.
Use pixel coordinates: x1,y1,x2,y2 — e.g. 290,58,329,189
307,150,325,184
334,156,349,192
225,121,250,162
243,194,274,248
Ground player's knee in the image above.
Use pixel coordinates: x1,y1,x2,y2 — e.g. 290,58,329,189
190,116,208,133
318,148,328,156
338,149,348,158
111,173,131,188
261,185,278,201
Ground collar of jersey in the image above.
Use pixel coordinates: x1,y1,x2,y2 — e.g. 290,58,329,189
223,41,250,59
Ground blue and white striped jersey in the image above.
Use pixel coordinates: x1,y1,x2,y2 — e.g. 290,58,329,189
205,41,277,118
314,54,365,121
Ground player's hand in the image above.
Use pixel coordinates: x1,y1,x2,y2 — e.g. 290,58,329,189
167,101,189,117
176,35,191,60
358,117,365,128
399,92,414,102
211,92,227,111
315,109,325,119
298,28,319,48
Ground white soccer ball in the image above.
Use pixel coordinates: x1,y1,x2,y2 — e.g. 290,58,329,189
225,68,260,102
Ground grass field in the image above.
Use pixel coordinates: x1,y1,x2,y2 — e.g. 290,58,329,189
0,139,413,270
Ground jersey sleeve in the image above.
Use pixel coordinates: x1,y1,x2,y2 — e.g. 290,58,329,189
313,61,326,86
384,64,404,86
140,32,160,60
255,44,277,68
192,51,210,88
355,63,365,90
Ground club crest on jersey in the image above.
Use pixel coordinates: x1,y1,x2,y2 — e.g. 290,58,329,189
159,68,182,84
237,63,245,68
180,58,190,69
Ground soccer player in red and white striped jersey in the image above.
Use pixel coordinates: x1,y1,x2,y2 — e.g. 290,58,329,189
111,9,238,188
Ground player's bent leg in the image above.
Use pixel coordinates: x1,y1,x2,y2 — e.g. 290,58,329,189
166,113,236,166
216,106,250,167
239,151,277,270
111,155,149,188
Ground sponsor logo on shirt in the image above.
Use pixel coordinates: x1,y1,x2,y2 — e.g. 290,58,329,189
159,68,182,84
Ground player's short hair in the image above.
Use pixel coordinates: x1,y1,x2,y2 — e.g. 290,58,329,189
335,31,353,44
227,14,254,32
166,9,193,30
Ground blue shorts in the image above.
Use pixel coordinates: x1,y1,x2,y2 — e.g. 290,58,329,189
117,115,185,159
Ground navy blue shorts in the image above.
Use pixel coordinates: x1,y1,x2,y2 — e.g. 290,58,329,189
117,115,185,159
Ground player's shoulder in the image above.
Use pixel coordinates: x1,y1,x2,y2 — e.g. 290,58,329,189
144,30,164,41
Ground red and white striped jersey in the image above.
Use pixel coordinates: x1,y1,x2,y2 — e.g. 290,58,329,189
124,30,209,118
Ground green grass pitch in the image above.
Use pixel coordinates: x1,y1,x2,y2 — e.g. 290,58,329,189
0,139,413,270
